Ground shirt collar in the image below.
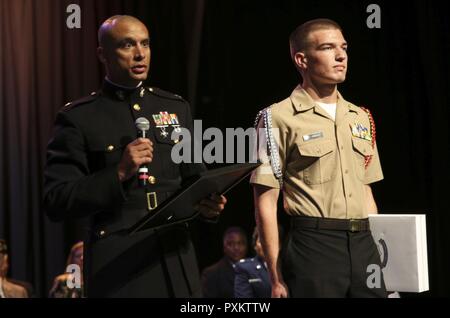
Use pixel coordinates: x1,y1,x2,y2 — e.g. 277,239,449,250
105,77,142,90
290,84,358,114
102,78,146,101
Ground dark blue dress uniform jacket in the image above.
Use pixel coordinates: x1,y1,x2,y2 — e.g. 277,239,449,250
234,256,271,298
43,80,206,297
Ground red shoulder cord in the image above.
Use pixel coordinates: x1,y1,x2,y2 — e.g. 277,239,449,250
360,107,376,169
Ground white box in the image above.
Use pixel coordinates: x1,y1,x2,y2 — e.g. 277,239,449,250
368,214,429,293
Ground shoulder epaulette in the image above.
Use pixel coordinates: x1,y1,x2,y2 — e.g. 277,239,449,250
147,87,185,102
61,91,99,112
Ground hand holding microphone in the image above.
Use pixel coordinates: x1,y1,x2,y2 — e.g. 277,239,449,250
117,117,153,184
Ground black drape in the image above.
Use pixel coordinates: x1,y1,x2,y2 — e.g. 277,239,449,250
1,0,449,297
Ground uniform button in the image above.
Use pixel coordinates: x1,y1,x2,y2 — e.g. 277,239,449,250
133,104,141,111
174,139,179,144
349,193,352,198
149,87,154,92
316,148,321,154
99,230,106,237
340,146,344,150
107,145,114,152
148,176,157,184
90,91,96,96
345,169,348,174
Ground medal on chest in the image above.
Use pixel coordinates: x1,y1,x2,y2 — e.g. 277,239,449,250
152,111,181,138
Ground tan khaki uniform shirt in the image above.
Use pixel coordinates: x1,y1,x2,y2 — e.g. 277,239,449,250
250,85,383,219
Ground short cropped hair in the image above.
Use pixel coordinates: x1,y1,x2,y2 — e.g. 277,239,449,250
289,18,343,61
223,226,247,243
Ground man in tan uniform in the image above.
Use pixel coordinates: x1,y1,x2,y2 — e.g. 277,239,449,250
251,19,386,298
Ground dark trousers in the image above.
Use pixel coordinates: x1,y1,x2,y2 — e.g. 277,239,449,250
86,224,202,298
281,220,387,298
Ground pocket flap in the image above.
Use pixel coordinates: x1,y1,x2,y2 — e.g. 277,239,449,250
352,137,375,156
297,140,334,157
87,141,127,153
152,126,177,145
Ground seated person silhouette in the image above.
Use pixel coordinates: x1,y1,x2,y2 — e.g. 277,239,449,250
49,241,84,298
234,226,271,298
0,239,30,298
201,226,248,298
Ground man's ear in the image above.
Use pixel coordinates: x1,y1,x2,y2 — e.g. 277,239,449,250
97,47,107,64
294,52,308,71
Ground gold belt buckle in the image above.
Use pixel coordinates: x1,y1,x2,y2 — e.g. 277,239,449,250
349,219,360,232
146,192,158,211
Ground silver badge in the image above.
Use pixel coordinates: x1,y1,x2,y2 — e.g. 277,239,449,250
303,131,324,141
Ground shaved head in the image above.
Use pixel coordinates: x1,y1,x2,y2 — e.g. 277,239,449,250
98,15,147,48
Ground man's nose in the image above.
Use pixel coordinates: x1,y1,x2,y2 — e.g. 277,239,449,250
335,49,346,62
134,45,146,60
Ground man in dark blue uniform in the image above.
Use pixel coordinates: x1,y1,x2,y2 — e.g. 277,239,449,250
43,15,226,297
201,227,248,298
234,227,271,298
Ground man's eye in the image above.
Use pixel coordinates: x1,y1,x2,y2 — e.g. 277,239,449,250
123,43,133,48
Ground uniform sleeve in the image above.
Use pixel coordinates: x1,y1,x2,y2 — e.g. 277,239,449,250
362,110,383,184
43,111,127,221
234,263,254,298
364,141,384,184
250,108,285,189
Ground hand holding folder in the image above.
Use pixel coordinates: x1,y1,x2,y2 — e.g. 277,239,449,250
195,193,227,219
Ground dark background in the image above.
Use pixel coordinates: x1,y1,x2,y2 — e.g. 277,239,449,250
0,0,449,297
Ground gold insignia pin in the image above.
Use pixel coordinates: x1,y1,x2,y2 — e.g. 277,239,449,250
148,176,157,184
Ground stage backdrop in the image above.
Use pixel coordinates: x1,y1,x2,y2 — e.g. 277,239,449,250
0,0,449,297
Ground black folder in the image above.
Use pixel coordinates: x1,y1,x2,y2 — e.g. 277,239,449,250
128,162,261,234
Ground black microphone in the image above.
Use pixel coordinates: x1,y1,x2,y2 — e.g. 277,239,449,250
135,117,150,187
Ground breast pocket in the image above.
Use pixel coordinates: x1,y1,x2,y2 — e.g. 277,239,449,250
296,139,336,185
86,141,125,172
351,137,374,181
